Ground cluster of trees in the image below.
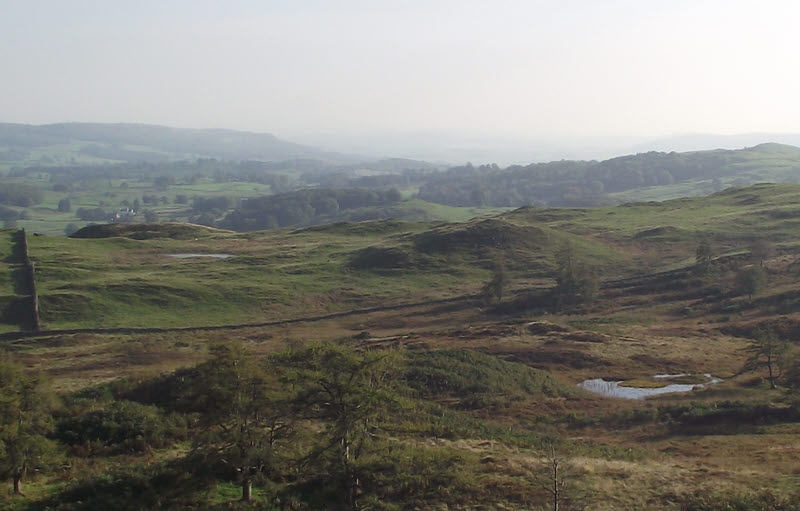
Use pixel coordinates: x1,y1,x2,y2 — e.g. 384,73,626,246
76,207,109,221
0,183,44,207
76,206,117,222
191,195,234,215
417,149,758,207
12,159,292,190
184,342,403,506
220,187,402,231
0,206,31,227
0,343,419,508
310,168,434,190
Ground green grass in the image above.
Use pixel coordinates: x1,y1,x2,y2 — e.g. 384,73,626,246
26,224,484,329
5,181,800,333
22,182,800,330
511,183,800,244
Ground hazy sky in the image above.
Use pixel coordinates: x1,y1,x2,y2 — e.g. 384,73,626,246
3,0,799,139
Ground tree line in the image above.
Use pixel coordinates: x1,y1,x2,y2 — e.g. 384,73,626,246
219,188,402,231
417,149,767,207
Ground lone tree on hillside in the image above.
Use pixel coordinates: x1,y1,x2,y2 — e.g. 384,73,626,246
741,329,788,389
482,262,509,303
553,244,598,310
695,239,713,274
735,266,766,301
0,352,57,495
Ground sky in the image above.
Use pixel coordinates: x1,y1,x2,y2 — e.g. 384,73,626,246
2,0,800,141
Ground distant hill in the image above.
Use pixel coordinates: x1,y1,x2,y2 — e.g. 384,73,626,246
0,122,357,164
631,133,800,153
418,143,800,207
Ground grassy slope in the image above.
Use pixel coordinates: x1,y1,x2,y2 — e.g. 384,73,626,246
511,183,800,247
6,183,800,509
23,182,800,330
30,221,489,329
607,143,800,202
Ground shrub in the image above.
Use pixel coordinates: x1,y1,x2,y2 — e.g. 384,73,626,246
55,400,191,455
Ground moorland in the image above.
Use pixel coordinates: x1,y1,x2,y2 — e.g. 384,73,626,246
1,124,800,510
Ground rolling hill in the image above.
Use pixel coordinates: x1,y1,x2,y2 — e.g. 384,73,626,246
0,122,355,165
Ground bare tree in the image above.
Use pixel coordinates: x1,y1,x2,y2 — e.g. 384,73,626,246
532,444,588,511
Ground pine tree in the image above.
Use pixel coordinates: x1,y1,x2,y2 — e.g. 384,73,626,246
278,344,401,511
0,352,57,495
188,342,293,502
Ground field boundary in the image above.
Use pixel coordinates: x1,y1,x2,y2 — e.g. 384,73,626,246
0,293,482,342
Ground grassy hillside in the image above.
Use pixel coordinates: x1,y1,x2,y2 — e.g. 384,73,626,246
11,182,800,331
4,183,800,509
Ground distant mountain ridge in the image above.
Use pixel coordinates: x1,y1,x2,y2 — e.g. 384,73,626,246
631,133,800,153
0,122,358,163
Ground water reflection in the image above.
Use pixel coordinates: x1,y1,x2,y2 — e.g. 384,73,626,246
579,374,721,400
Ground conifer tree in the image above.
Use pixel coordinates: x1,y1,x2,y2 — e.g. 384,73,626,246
0,352,57,495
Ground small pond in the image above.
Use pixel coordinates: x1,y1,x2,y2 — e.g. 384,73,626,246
166,253,233,259
579,374,722,400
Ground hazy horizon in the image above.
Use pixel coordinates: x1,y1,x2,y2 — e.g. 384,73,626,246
4,0,800,144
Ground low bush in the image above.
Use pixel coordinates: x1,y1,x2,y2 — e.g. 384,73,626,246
55,400,192,455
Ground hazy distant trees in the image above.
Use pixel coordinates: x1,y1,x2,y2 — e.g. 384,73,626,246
0,206,20,223
76,207,108,221
64,223,80,236
57,198,71,212
417,149,738,207
0,184,44,207
143,210,158,223
153,175,175,190
221,188,403,231
192,196,234,215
